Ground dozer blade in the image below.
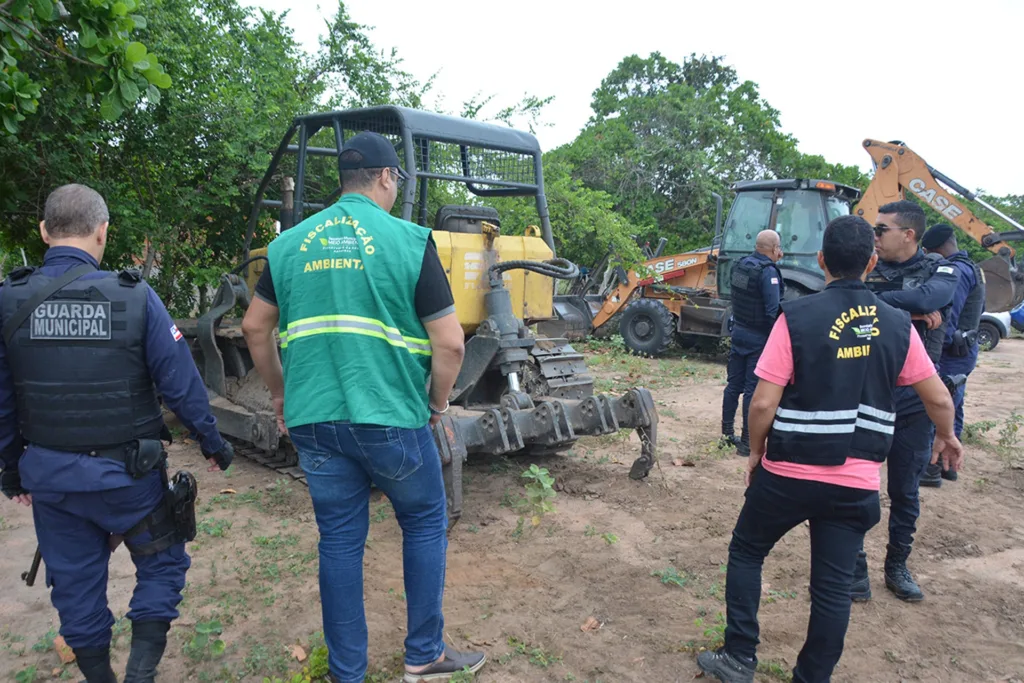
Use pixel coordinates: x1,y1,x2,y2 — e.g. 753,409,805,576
980,256,1024,312
431,387,659,527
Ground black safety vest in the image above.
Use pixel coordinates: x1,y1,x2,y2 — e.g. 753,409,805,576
766,280,911,466
867,252,951,363
946,252,985,333
0,265,165,451
731,254,782,334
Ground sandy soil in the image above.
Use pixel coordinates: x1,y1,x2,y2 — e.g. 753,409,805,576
3,338,1024,683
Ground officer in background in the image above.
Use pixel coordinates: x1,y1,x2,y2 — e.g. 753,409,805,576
696,215,962,683
920,223,985,487
854,200,958,604
722,230,785,456
0,184,233,683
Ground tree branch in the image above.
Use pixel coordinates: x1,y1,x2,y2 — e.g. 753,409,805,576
0,10,104,69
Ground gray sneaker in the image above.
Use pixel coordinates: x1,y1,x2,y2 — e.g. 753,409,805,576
403,646,487,682
696,647,756,683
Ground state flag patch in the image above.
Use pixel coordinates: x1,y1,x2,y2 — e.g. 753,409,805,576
170,324,183,342
770,277,779,285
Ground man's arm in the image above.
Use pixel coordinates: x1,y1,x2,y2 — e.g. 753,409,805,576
143,286,231,470
0,293,29,504
899,326,964,471
876,266,957,314
761,267,781,322
415,238,464,420
241,296,284,433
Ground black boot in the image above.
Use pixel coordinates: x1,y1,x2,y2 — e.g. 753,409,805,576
850,549,871,602
123,620,171,683
884,543,924,602
696,647,756,683
74,646,117,683
920,461,942,487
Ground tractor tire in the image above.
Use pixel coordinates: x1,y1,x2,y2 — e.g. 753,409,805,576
592,310,623,339
620,299,674,357
978,320,1000,351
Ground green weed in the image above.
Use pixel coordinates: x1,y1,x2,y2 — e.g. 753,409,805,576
183,620,226,661
652,566,689,588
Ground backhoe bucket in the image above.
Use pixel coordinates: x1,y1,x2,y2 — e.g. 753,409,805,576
980,256,1024,312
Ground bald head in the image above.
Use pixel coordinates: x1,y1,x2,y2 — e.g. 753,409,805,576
755,230,783,262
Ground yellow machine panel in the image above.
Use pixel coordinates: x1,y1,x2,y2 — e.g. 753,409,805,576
244,231,557,336
433,229,556,335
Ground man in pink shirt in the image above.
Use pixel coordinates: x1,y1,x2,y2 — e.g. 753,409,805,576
697,216,964,683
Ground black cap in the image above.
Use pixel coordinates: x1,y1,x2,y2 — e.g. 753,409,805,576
339,131,409,178
922,223,955,250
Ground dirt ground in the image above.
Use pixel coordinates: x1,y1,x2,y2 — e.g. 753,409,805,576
3,337,1024,683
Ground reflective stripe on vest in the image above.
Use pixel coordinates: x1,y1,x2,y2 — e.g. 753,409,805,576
772,404,896,435
280,314,432,355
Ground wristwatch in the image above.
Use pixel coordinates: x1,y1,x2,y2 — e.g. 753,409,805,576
429,400,450,415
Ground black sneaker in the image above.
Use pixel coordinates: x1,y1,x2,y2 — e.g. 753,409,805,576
919,463,942,488
403,646,487,682
696,647,756,683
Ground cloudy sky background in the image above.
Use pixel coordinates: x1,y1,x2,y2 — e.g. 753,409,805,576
244,0,1022,198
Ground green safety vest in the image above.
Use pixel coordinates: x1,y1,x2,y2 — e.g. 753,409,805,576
267,193,435,430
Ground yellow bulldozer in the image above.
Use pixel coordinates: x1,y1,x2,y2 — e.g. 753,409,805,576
174,106,658,525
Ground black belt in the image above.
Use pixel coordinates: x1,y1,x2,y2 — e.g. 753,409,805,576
85,445,133,463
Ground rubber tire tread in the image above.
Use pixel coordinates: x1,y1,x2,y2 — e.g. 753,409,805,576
620,298,674,357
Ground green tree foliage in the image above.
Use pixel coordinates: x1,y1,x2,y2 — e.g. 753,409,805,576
1,0,428,314
0,0,171,133
551,52,869,255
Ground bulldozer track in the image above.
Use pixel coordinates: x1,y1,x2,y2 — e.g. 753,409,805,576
229,440,308,486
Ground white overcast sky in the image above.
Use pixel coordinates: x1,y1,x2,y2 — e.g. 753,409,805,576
244,0,1022,198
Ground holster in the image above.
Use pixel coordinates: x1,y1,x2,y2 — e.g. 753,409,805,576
122,467,198,556
946,330,969,358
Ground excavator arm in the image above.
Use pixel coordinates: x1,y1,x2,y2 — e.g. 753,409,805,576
853,139,1024,311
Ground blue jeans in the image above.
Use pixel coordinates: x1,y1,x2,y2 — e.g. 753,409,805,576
29,468,189,649
724,467,880,682
289,422,448,683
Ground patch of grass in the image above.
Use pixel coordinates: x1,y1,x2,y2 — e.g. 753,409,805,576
763,589,797,604
652,566,689,588
31,627,57,652
601,533,619,545
500,636,563,668
997,411,1023,465
757,659,793,681
183,620,226,661
198,517,233,537
695,612,726,650
370,502,391,524
962,419,997,446
14,665,38,683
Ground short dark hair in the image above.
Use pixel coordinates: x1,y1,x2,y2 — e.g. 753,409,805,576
339,150,384,191
822,215,876,279
878,200,926,241
43,184,109,238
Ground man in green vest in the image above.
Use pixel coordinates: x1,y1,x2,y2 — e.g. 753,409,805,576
242,131,482,683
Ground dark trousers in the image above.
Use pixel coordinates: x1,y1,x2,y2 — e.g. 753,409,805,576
868,411,933,553
722,346,762,438
724,467,880,683
29,469,189,650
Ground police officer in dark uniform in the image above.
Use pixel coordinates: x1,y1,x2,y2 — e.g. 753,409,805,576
0,184,234,683
722,230,785,456
920,223,985,487
853,200,959,603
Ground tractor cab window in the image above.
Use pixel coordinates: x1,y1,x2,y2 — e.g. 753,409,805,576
826,195,851,222
775,190,825,256
722,191,774,253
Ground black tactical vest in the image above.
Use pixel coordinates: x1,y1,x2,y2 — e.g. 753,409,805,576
946,252,985,333
731,254,782,334
0,266,164,451
766,280,911,466
867,252,951,363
